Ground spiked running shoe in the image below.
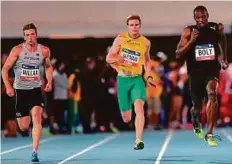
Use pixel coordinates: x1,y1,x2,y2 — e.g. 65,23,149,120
193,127,204,139
134,139,144,150
205,133,222,147
31,152,39,162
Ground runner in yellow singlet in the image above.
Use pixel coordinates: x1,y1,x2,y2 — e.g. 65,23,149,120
106,15,155,150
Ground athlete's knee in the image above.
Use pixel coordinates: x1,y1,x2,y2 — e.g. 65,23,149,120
192,99,202,112
18,124,29,131
31,107,43,124
134,107,144,115
121,113,131,123
122,116,131,123
134,99,144,114
190,107,200,117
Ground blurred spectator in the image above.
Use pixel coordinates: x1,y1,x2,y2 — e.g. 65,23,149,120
144,59,164,130
79,57,99,134
178,63,193,129
53,61,70,133
68,68,82,133
218,63,232,126
1,53,17,137
167,61,183,129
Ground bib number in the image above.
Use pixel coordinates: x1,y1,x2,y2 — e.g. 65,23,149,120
195,44,215,61
121,48,140,66
20,65,40,81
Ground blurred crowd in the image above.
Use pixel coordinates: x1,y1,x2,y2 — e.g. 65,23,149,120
1,49,232,137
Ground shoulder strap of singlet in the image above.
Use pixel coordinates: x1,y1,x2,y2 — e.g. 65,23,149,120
37,44,42,53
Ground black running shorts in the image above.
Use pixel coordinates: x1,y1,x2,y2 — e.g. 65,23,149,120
189,71,220,106
14,87,45,118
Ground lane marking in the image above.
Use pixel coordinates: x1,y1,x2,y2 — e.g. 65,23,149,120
154,130,173,164
1,137,56,155
222,129,232,143
58,134,119,164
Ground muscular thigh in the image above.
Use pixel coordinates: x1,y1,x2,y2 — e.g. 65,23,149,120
189,75,207,105
117,76,132,111
206,79,218,99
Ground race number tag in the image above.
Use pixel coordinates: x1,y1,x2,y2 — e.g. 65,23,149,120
20,64,40,81
121,48,140,66
195,44,215,61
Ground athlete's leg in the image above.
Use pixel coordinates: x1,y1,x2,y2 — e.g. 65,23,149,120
189,75,204,127
17,116,31,132
134,99,145,140
121,110,132,123
153,96,162,129
206,80,218,134
189,75,205,138
131,76,146,150
31,106,43,153
16,89,31,132
117,76,132,123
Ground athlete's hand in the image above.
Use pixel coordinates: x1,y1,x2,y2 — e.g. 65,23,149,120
147,77,156,88
221,60,229,70
190,28,199,43
44,82,52,92
116,55,125,64
6,86,14,97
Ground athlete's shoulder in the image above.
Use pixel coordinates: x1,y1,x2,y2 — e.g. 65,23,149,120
118,31,127,38
113,34,122,44
39,44,50,57
39,44,50,51
185,25,196,30
14,43,23,50
11,44,23,55
209,22,223,32
141,34,149,40
144,37,151,47
181,27,191,37
209,22,219,26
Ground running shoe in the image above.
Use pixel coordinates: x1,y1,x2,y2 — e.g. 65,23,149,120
133,139,144,150
31,152,39,162
205,133,221,147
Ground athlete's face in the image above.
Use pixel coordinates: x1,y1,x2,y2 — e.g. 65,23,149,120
127,19,141,36
24,29,37,45
194,10,208,28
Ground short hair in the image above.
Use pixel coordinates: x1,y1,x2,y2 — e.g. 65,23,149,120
23,23,37,35
193,5,208,15
126,15,141,25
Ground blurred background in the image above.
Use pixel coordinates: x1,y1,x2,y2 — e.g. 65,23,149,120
1,1,232,137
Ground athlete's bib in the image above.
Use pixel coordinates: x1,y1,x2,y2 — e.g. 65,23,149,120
121,48,140,66
20,64,40,81
195,44,215,61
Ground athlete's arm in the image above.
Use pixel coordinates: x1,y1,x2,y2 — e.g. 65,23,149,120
2,46,20,94
42,46,53,92
218,23,227,61
144,39,155,87
106,36,123,64
176,27,197,59
144,39,152,76
217,23,228,70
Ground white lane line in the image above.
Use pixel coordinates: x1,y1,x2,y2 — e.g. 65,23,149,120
222,129,232,143
57,134,119,164
1,137,56,155
154,130,173,164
